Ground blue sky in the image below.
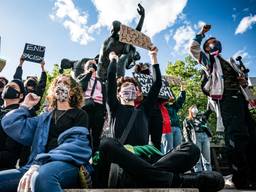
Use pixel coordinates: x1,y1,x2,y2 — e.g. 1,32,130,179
0,0,255,80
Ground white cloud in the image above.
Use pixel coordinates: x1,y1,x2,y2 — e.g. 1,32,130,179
91,0,188,37
233,48,249,60
173,25,195,54
235,14,256,34
50,0,94,45
51,0,188,45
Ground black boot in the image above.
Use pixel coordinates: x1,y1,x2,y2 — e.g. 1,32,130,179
180,171,224,192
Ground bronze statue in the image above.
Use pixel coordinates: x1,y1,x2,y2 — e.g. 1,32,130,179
97,3,145,81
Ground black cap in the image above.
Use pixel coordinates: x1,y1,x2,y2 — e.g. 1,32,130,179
11,79,26,95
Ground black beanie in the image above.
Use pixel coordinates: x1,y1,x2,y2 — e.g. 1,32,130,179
11,79,26,95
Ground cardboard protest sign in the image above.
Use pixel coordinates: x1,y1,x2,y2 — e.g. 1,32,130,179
119,24,153,50
162,75,182,86
0,58,6,72
23,43,45,63
133,72,174,100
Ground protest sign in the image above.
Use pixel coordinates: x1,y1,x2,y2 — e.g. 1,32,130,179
119,24,153,50
23,43,45,63
133,72,174,100
162,75,182,85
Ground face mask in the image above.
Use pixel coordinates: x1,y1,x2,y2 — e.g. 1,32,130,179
191,107,198,117
2,86,20,99
0,81,5,89
55,83,69,102
27,87,36,93
141,69,150,75
209,41,222,56
119,84,137,102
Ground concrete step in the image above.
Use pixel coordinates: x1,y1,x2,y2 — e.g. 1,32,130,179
64,189,199,192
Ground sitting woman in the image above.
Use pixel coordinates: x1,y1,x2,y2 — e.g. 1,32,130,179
0,74,92,192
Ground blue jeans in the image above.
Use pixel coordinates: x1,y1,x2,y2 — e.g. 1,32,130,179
194,132,212,172
0,161,80,192
161,126,182,154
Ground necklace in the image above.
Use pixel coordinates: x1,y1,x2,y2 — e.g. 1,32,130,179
54,109,68,127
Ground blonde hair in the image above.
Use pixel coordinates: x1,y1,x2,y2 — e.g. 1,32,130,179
46,74,83,109
187,105,197,120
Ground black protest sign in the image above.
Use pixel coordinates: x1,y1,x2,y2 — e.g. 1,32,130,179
23,43,45,63
133,72,174,100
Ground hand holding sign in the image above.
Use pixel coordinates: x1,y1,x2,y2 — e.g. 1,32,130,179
19,55,25,66
22,43,46,63
148,46,158,65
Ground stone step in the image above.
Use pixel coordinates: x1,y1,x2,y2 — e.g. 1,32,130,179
64,189,199,192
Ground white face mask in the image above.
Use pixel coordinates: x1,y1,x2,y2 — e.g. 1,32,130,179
119,84,137,102
191,107,198,117
55,83,70,102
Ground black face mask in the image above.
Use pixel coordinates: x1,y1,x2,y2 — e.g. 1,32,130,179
141,69,150,75
2,86,20,99
27,88,36,93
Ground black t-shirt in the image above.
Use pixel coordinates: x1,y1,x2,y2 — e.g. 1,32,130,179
45,108,88,152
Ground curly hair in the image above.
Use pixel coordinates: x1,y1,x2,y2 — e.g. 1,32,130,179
46,74,84,109
116,76,138,93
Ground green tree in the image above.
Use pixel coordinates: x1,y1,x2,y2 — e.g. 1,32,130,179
165,55,217,135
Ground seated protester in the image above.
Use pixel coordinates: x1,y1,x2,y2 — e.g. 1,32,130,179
0,75,92,192
0,79,26,170
0,76,8,106
183,105,212,172
14,56,47,115
163,84,186,153
134,62,169,150
93,48,224,192
77,59,106,154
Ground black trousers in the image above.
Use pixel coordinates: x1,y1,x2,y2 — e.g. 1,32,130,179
148,105,163,150
93,137,200,188
220,90,256,186
84,102,106,154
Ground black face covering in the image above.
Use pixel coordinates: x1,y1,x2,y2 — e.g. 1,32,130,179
26,87,36,93
141,69,150,75
2,86,20,99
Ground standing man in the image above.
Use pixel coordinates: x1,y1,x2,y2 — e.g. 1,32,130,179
190,24,256,189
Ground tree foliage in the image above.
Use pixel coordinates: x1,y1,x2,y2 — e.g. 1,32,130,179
165,55,217,135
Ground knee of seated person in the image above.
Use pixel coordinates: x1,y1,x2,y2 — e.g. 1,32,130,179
180,142,200,160
99,137,117,153
34,168,54,189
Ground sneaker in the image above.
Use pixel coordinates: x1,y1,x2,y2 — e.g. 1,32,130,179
181,171,225,192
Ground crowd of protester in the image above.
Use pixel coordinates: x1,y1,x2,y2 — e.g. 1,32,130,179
0,23,255,192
